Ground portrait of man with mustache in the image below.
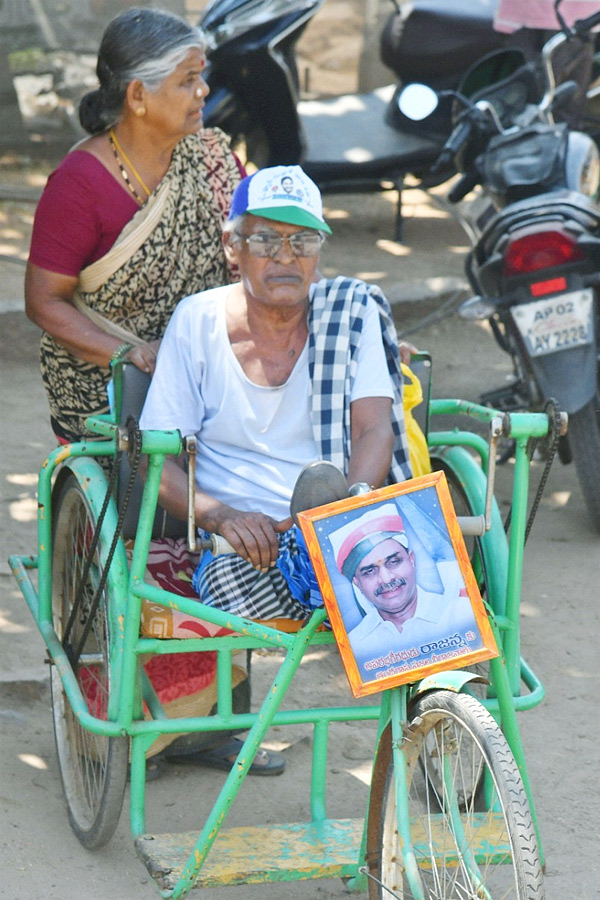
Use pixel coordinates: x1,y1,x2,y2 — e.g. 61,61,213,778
332,504,482,681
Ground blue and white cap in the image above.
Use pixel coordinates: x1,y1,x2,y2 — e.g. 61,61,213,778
229,165,332,234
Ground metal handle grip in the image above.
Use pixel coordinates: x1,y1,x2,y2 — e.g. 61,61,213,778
206,534,236,555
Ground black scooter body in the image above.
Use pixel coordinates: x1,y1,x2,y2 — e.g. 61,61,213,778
199,0,544,208
201,1,313,164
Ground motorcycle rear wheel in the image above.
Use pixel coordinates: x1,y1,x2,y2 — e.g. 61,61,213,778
566,396,600,532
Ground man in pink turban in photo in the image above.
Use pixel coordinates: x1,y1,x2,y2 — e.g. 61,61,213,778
332,504,481,679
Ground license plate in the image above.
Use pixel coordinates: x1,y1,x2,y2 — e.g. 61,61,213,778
511,289,594,357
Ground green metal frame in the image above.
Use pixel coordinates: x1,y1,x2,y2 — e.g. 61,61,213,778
8,398,551,897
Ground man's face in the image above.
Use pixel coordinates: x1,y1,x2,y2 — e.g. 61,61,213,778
352,538,418,622
281,176,294,193
226,214,320,311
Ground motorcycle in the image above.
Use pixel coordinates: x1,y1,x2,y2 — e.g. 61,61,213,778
402,0,600,529
197,0,545,238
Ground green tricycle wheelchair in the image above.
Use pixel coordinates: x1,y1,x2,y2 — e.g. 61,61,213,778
8,355,563,899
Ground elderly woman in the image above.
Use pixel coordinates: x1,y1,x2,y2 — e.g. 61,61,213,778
25,6,281,777
25,6,241,443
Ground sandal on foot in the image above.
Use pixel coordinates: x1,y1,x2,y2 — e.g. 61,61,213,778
165,737,285,776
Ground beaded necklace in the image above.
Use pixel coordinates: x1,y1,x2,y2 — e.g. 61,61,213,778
109,127,151,204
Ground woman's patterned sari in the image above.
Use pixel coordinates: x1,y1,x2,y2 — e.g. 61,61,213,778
40,128,240,441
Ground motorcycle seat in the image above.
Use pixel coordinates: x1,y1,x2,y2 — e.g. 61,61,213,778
299,85,443,189
381,0,510,82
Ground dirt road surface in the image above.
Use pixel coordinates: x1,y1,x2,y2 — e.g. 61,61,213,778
1,173,599,899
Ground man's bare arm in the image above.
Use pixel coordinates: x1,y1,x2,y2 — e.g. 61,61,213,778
347,396,394,488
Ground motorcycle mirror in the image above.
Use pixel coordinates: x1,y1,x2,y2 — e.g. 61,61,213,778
458,49,527,100
398,83,439,121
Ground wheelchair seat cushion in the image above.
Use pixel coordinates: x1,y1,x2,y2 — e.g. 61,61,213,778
140,538,234,639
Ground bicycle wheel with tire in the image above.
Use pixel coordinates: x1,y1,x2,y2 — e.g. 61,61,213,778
373,691,544,900
51,473,128,849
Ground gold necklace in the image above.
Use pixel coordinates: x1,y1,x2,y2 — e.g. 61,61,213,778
108,127,151,204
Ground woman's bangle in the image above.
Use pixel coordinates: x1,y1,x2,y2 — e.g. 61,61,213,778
110,342,133,364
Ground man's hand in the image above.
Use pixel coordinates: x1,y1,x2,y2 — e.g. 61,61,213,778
152,458,292,572
212,511,291,573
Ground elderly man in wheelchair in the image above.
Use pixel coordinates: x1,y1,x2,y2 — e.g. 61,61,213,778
139,164,412,638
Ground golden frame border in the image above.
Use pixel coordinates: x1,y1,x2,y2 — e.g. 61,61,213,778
297,471,498,698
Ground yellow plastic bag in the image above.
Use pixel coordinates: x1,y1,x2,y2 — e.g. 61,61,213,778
401,362,432,477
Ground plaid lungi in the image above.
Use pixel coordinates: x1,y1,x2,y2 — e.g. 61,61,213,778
192,527,324,622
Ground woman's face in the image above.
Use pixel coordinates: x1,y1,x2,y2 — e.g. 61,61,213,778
143,47,209,141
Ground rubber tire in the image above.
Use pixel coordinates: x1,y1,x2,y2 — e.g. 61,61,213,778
375,691,544,900
565,396,600,532
50,474,128,849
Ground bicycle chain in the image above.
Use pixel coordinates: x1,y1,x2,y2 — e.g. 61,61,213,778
503,398,564,545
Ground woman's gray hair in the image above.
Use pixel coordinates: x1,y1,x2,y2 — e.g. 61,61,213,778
79,7,205,135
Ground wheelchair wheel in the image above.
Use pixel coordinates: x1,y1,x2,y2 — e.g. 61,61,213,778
50,473,128,849
375,691,544,899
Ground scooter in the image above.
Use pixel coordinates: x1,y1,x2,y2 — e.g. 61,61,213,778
198,0,543,238
402,1,600,529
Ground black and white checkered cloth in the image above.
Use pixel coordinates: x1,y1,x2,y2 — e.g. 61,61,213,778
308,276,412,484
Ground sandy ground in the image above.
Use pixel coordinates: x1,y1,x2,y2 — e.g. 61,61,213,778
1,3,599,897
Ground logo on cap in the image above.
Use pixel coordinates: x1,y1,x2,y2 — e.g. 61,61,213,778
229,165,332,234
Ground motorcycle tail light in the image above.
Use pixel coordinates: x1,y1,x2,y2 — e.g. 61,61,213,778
503,230,584,277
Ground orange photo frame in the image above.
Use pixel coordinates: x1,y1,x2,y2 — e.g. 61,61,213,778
297,470,498,698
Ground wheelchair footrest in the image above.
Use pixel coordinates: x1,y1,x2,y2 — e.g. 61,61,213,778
135,818,364,890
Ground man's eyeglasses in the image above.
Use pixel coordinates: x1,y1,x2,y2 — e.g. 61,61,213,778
236,230,325,258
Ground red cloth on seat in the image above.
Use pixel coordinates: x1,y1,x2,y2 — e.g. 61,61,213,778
144,652,216,706
142,538,223,705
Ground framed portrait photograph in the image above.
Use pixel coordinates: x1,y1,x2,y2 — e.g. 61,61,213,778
296,471,498,698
